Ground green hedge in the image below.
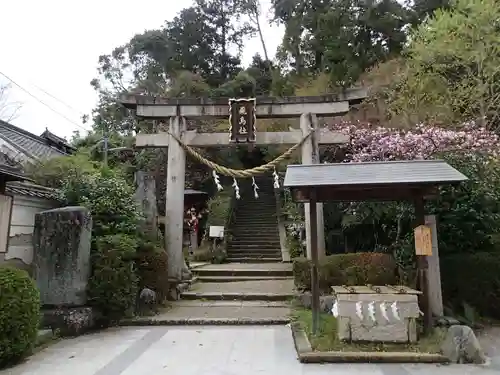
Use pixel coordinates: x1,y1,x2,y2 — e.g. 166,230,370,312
88,234,138,323
441,252,500,319
136,241,169,303
293,252,398,292
0,267,41,367
206,190,232,226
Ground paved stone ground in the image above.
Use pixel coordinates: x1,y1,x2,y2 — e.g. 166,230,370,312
188,279,294,295
3,326,498,375
478,326,500,370
194,263,292,272
129,301,291,323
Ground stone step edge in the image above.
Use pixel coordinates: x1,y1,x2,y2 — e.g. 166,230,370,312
227,245,281,248
119,317,291,326
226,258,283,261
226,255,282,258
226,259,283,262
227,247,281,252
227,250,281,252
193,271,293,277
196,276,293,282
181,292,294,301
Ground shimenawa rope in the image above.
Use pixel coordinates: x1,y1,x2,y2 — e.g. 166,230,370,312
167,130,313,178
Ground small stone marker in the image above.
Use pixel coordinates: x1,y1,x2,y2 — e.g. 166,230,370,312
332,285,421,343
414,225,433,256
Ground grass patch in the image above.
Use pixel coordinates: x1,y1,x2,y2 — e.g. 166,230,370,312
292,307,445,353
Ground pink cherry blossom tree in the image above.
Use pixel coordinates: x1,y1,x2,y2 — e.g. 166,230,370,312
326,121,499,163
317,121,500,269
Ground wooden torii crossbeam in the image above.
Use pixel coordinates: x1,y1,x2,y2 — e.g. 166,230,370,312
120,90,368,285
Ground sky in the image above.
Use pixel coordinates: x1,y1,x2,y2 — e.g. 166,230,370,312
0,0,284,140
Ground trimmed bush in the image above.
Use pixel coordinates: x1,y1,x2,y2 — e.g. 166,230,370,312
441,252,500,319
136,241,169,303
0,267,41,367
87,235,138,323
293,252,398,292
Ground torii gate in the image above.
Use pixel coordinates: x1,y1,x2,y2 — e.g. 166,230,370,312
120,90,367,283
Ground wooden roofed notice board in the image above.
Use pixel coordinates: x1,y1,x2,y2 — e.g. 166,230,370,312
414,225,432,256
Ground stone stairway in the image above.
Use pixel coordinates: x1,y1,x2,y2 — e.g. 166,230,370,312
126,263,295,325
227,177,282,263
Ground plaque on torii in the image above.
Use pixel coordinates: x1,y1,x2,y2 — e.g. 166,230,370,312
229,98,256,143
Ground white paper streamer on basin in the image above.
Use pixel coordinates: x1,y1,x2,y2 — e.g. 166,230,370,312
331,300,339,317
367,301,376,322
391,301,401,321
355,301,363,320
380,301,390,322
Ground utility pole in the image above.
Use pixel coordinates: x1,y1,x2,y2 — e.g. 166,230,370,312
103,124,109,168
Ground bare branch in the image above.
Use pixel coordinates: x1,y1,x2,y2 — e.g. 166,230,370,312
0,83,22,122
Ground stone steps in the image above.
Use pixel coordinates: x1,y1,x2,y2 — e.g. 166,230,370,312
228,176,281,261
231,228,279,233
192,264,293,278
227,248,282,253
227,254,282,259
196,275,293,282
231,225,277,229
227,250,282,256
173,263,293,323
181,292,293,301
232,225,279,230
182,279,295,302
231,216,277,221
227,243,281,249
226,257,282,263
122,300,291,325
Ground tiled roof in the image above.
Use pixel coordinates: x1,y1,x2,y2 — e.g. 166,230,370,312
5,181,59,200
0,120,68,160
284,160,468,188
0,152,29,182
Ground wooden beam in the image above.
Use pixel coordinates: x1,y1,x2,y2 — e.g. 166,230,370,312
136,101,351,119
121,90,368,109
135,129,349,148
291,186,439,203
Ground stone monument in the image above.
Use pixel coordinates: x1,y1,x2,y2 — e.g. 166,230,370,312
33,206,94,335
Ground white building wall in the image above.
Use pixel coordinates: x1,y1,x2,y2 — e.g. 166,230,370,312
1,194,59,267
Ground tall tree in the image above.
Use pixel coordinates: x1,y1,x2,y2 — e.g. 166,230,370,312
89,1,257,135
411,0,451,23
393,0,500,128
243,0,270,62
272,0,411,86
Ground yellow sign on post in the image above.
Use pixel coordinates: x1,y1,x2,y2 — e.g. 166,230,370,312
414,225,433,256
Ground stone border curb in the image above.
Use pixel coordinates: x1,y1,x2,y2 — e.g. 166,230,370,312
119,317,291,326
35,329,54,347
290,323,449,364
